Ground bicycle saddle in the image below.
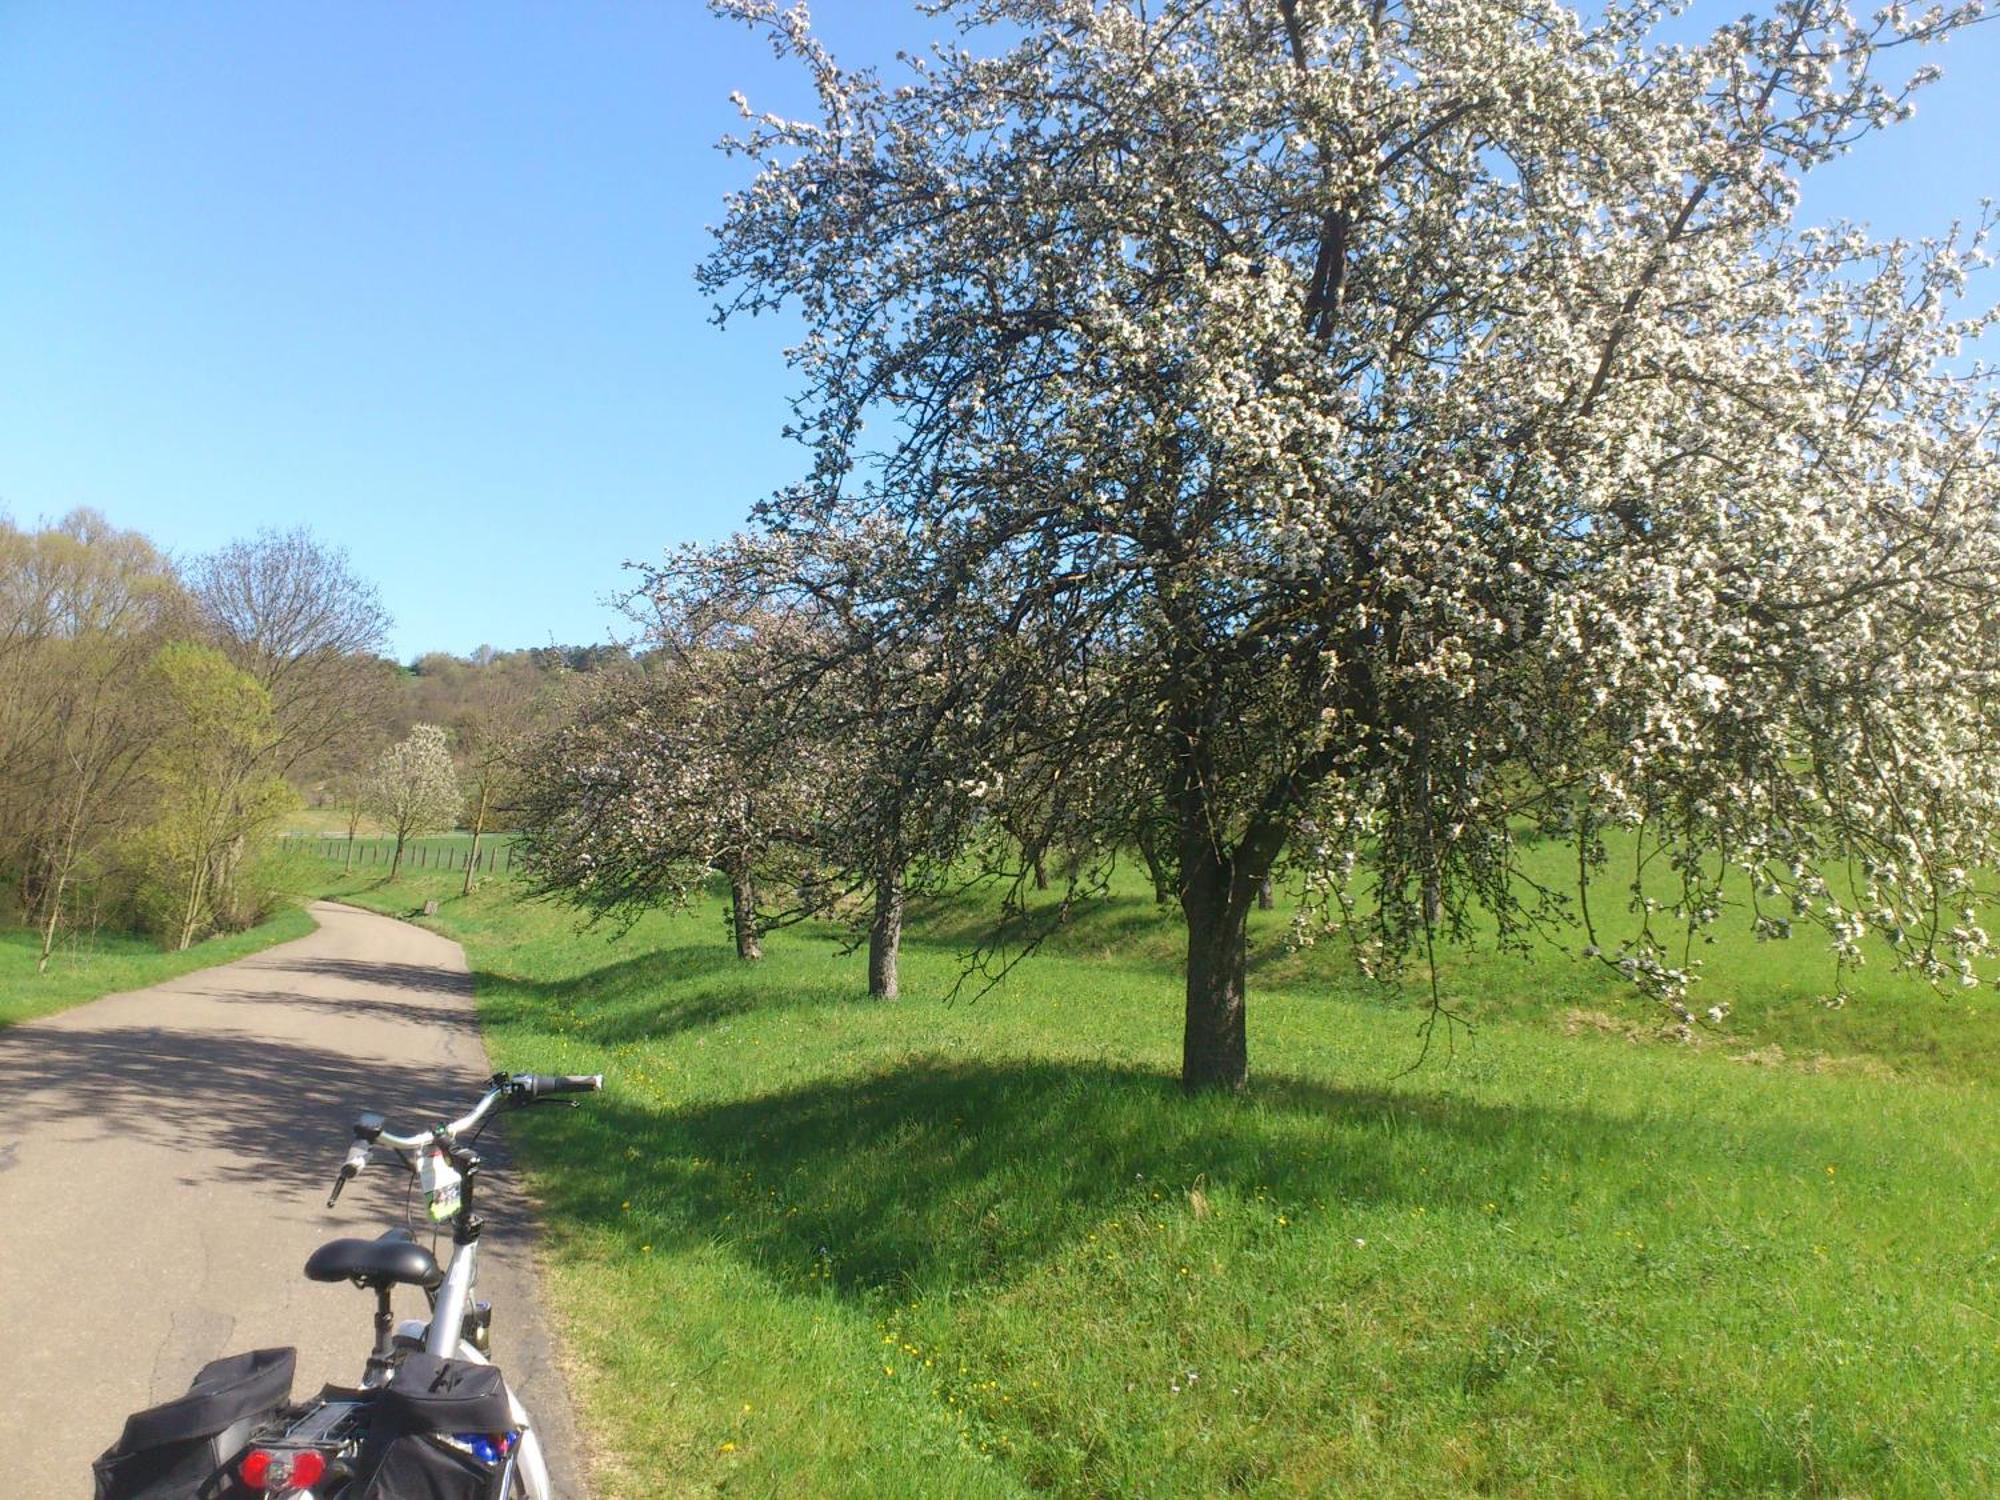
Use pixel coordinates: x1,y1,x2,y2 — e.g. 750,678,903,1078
304,1227,443,1291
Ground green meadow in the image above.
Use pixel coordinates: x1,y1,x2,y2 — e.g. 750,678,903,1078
314,842,2000,1499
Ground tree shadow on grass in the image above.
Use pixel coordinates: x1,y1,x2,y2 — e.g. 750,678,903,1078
472,943,851,1044
908,894,1183,976
515,1055,1694,1306
906,889,1367,997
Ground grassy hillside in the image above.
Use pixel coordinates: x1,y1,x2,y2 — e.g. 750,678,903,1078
322,863,2000,1498
0,907,316,1027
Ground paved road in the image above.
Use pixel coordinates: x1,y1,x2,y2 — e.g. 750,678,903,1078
0,901,589,1497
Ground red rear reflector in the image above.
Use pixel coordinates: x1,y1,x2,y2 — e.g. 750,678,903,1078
238,1447,328,1490
290,1450,328,1487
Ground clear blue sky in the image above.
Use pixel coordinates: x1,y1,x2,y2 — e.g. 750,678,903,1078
3,4,1995,661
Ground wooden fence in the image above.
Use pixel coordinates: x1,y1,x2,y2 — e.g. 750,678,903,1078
279,837,517,874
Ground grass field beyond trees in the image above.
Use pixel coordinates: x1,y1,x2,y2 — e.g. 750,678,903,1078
319,863,2000,1498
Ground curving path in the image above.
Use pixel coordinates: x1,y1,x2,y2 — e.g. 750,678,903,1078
0,900,589,1497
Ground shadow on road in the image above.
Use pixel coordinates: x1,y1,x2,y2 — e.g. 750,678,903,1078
184,987,486,1035
0,1016,499,1198
243,955,479,997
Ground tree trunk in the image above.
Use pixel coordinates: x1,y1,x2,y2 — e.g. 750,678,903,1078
868,867,904,1000
1031,846,1048,891
728,862,762,961
462,781,489,897
1257,874,1275,910
1180,847,1250,1094
177,858,210,953
1136,825,1173,906
36,799,87,973
214,835,244,929
36,868,68,974
390,830,406,879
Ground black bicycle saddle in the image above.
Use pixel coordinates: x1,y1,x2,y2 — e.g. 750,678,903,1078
304,1226,443,1291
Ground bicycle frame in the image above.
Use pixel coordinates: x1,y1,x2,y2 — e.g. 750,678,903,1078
330,1075,596,1500
374,1092,503,1367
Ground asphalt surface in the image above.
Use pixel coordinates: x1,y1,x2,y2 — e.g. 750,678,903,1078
0,900,590,1497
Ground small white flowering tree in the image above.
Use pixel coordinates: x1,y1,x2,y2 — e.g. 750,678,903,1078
364,724,461,879
706,0,2000,1092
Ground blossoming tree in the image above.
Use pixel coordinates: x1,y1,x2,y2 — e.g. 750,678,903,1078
517,544,987,993
706,0,1999,1091
510,609,829,961
364,724,461,880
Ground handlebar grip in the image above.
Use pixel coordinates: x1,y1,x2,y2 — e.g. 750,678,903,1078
517,1073,603,1101
327,1142,369,1207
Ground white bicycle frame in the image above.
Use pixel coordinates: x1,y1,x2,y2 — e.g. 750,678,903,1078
347,1078,590,1500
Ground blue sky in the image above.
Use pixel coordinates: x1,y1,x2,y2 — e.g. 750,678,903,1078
3,3,1995,661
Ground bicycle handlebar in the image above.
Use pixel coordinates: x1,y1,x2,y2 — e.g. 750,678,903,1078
514,1073,604,1102
325,1072,603,1205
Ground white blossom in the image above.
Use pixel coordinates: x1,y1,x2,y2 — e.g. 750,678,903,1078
701,0,2000,1074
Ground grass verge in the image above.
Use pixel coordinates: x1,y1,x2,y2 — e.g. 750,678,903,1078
0,906,318,1028
321,866,2000,1498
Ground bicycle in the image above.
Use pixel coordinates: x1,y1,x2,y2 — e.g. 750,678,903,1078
92,1070,602,1500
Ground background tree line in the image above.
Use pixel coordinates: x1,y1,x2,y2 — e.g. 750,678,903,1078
0,509,621,963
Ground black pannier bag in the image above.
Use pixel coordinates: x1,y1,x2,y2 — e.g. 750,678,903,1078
351,1353,517,1500
92,1346,297,1500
